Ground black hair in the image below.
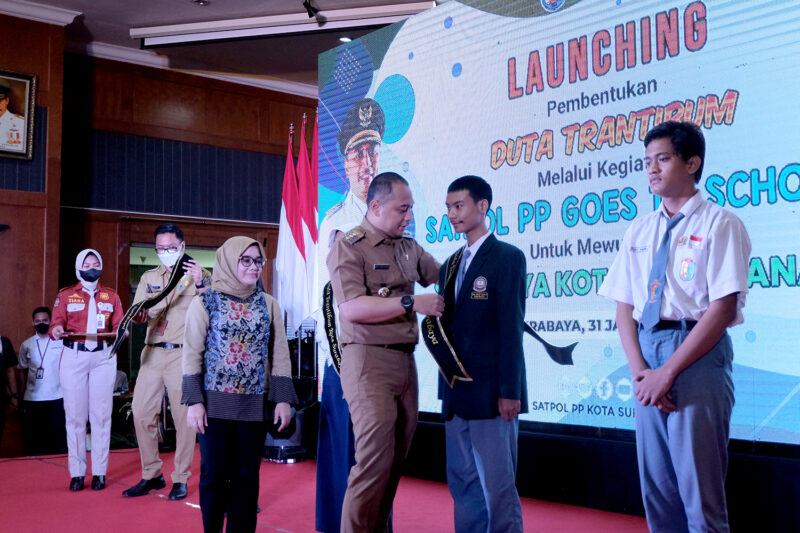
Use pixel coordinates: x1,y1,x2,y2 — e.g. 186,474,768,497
644,121,705,183
154,223,184,241
447,175,493,208
366,172,409,206
32,306,51,319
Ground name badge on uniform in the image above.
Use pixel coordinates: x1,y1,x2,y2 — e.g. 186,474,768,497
96,313,106,330
680,258,696,281
373,264,390,270
36,367,44,380
67,303,85,312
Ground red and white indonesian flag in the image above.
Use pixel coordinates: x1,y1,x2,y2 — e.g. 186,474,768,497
275,130,310,332
297,115,320,317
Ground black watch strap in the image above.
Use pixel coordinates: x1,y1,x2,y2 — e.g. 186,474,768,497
401,295,414,311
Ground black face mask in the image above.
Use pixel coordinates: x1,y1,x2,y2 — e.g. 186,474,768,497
34,323,50,335
80,268,102,282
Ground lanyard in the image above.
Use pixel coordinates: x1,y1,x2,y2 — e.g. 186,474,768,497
36,336,51,369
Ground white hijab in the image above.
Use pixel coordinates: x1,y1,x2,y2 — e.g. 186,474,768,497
75,248,103,291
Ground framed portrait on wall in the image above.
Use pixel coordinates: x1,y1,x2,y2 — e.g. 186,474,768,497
0,69,36,160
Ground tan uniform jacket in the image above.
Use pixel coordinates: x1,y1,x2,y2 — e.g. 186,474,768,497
326,217,440,346
133,264,211,346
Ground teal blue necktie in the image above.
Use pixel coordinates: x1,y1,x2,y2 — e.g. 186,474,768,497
640,213,685,330
455,249,471,301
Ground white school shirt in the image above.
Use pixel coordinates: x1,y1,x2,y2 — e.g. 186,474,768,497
17,334,64,401
598,191,751,326
457,229,492,288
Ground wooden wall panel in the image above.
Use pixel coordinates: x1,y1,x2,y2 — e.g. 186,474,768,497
207,90,261,141
0,15,63,356
92,68,131,123
133,77,207,132
0,205,47,341
0,18,53,90
69,55,316,158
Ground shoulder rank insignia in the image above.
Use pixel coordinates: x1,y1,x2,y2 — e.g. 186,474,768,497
402,230,413,239
344,227,366,244
326,201,344,217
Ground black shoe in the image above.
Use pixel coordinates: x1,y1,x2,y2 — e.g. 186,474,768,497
168,482,187,501
69,477,84,492
91,475,106,491
122,474,166,497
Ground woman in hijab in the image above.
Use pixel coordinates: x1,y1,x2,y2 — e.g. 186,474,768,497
50,248,123,492
183,236,298,533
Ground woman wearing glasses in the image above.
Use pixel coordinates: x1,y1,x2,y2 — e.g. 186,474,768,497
182,236,298,533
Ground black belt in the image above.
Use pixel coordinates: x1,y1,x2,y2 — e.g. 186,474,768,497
379,343,416,353
652,319,698,331
147,342,183,350
63,339,105,352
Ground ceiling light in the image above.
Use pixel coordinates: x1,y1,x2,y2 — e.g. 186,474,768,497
191,0,210,6
131,2,435,47
339,36,352,43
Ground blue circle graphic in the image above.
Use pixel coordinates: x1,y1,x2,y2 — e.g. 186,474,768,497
374,74,415,144
452,63,462,77
408,51,414,60
444,16,453,29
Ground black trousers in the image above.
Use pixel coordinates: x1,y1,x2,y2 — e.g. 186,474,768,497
22,399,67,455
198,417,268,533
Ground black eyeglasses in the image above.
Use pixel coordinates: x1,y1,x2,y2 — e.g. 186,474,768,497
155,246,180,253
239,256,266,268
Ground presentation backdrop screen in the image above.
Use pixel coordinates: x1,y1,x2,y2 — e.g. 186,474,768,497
316,0,800,446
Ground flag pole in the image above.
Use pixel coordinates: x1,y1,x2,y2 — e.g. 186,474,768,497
285,122,294,337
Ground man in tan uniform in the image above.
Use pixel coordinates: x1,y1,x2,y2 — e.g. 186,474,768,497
327,172,444,532
123,223,210,501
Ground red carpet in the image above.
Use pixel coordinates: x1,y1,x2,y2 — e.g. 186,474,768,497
1,446,647,532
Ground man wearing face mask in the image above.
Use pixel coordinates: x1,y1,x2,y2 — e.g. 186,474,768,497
51,248,123,491
123,223,209,501
17,307,67,455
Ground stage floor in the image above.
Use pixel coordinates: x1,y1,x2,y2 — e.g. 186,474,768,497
1,446,647,532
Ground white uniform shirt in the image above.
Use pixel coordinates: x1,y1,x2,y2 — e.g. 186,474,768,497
459,230,492,274
0,111,26,152
316,191,369,366
598,191,751,326
17,334,64,401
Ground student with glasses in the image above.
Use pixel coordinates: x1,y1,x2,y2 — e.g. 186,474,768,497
182,236,298,533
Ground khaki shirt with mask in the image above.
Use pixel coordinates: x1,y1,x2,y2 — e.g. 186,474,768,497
327,217,440,346
133,264,211,348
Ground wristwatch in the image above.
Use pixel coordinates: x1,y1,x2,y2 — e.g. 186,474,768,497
400,295,414,312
